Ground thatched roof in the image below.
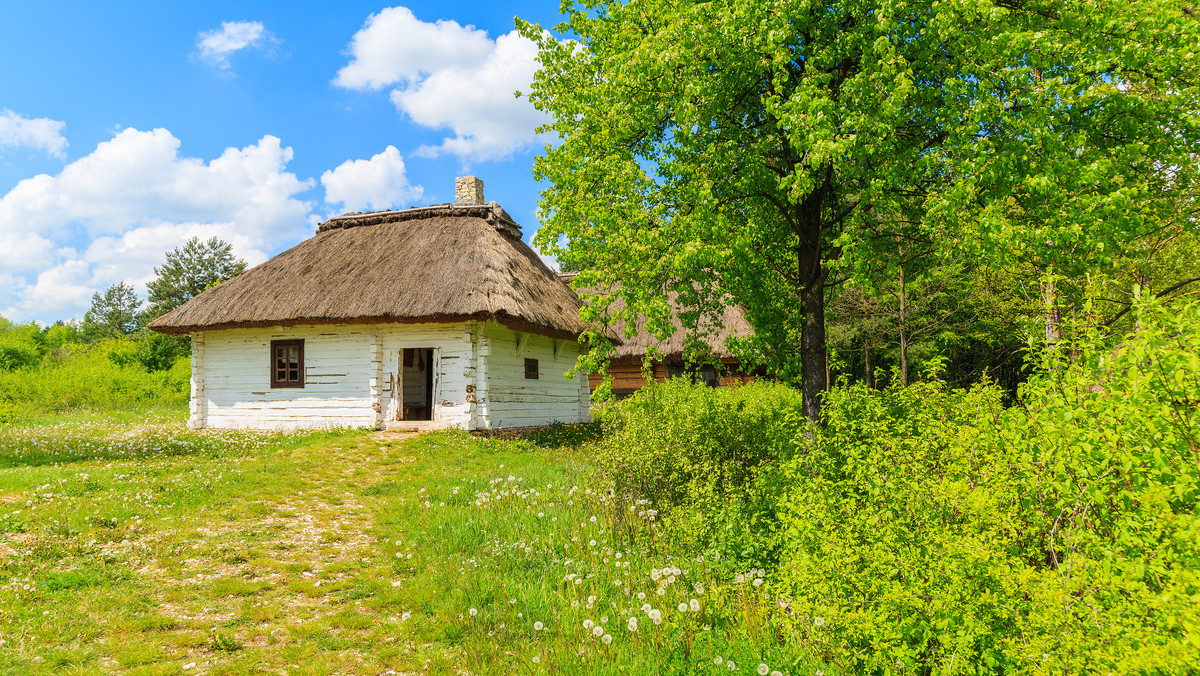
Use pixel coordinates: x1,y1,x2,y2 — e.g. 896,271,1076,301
149,203,592,339
560,273,755,362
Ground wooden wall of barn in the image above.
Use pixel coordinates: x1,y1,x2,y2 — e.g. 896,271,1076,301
475,322,591,429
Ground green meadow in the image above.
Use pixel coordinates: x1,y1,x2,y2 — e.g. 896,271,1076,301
0,416,813,676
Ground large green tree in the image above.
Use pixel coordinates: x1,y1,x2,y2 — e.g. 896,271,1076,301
144,237,247,321
521,0,1200,422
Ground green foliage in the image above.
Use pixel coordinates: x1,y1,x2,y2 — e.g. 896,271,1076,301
521,0,1200,422
0,338,189,423
41,323,82,350
777,297,1200,673
82,281,141,340
144,236,246,321
0,320,43,371
593,380,802,563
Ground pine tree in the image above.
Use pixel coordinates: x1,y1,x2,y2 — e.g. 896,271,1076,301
144,237,247,321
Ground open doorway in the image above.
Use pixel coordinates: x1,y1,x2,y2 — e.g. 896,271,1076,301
401,348,435,421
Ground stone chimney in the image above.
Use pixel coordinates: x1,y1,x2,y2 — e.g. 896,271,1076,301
455,176,485,205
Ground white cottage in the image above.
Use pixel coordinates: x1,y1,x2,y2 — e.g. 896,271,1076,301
148,177,595,431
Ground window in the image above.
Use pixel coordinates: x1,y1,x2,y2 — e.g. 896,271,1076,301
271,339,304,388
524,358,539,379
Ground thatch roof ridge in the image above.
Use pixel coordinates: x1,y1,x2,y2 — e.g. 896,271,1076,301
319,202,520,237
148,203,588,339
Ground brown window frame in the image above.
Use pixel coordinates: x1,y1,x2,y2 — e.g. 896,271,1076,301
270,339,305,388
524,357,539,380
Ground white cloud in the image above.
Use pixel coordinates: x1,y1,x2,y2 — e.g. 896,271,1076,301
321,145,423,212
335,7,550,161
0,128,313,323
334,7,492,90
0,109,68,158
195,21,277,70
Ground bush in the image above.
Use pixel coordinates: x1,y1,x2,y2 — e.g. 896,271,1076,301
777,296,1200,674
0,321,44,371
592,379,803,564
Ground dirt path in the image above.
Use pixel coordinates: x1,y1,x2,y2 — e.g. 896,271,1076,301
137,433,420,674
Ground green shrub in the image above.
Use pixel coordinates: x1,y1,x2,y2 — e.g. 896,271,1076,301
0,340,189,421
592,379,803,564
777,296,1200,674
0,321,44,371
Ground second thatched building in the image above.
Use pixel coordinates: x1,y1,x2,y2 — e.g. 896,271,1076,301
148,177,595,431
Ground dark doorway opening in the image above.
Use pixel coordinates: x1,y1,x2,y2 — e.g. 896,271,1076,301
401,348,435,421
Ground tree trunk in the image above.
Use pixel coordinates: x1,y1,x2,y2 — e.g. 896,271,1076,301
898,261,909,387
800,274,829,423
864,335,874,389
1044,279,1061,345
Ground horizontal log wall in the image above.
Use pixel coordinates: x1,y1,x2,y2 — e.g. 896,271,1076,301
477,322,591,429
197,325,378,430
379,322,475,430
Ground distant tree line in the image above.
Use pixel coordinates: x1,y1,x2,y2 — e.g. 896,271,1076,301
1,237,245,373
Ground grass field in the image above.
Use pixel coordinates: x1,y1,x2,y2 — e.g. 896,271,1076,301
0,411,819,675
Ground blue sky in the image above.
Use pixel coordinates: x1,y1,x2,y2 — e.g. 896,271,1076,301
0,1,565,324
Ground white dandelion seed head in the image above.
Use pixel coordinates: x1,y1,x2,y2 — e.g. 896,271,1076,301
602,633,612,644
638,592,646,600
469,608,477,616
758,665,769,675
583,619,594,630
627,618,638,631
752,578,763,587
678,602,688,612
690,599,700,612
534,621,544,631
715,656,724,665
727,660,737,671
814,616,825,627
592,626,604,637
